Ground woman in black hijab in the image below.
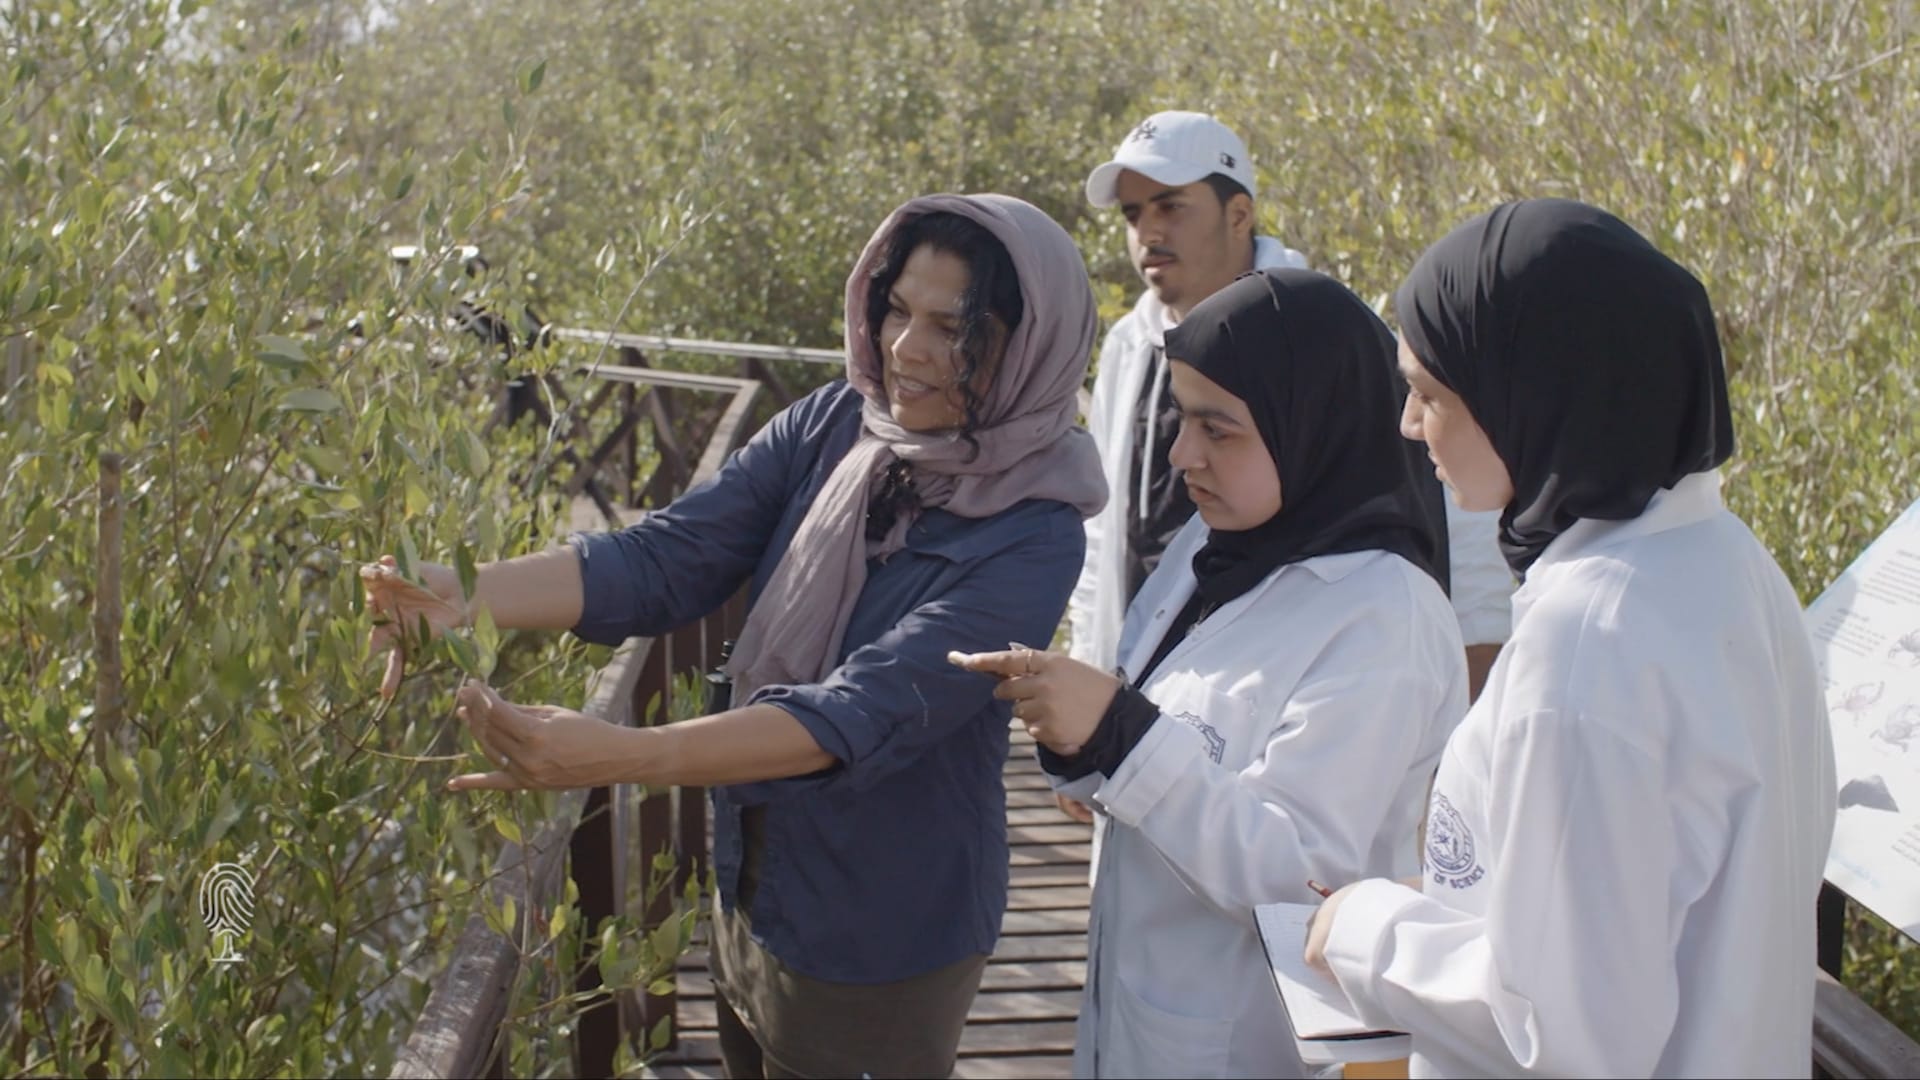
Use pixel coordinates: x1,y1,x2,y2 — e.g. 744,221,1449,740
1395,196,1735,577
952,268,1470,1077
1305,200,1836,1078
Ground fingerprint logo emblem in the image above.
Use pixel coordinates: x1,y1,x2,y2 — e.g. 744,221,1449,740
199,862,255,964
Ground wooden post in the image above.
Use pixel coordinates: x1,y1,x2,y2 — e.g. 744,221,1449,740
741,355,796,411
569,784,620,1079
677,592,742,902
669,618,708,913
93,453,125,768
634,624,679,1054
1818,882,1846,980
621,383,639,509
1816,883,1848,1079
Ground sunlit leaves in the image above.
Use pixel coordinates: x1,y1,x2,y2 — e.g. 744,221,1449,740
1,1,604,1076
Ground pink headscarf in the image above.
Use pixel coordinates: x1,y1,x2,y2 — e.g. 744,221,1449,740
725,193,1107,704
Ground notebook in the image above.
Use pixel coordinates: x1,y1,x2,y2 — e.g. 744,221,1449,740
1252,901,1412,1065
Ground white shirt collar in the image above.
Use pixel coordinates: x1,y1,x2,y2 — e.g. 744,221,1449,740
1528,469,1726,575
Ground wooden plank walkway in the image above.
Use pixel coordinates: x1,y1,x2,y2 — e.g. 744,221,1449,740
646,724,1090,1078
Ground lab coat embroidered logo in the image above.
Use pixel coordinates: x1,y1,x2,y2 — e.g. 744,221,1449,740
1426,792,1484,888
1171,710,1226,764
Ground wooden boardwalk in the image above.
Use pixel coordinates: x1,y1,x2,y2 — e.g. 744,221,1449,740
647,724,1090,1078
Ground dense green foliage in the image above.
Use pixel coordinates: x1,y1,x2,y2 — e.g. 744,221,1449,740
2,0,1915,1074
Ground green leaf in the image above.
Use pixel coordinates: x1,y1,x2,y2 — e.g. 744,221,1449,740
472,604,499,657
649,1013,673,1051
398,528,421,580
646,919,681,968
476,501,500,553
245,1012,285,1050
298,444,352,478
277,388,342,413
80,954,109,1006
493,815,521,845
522,59,547,95
56,916,82,966
33,918,58,968
91,867,121,919
455,542,478,602
204,791,242,849
256,334,309,372
445,631,479,674
463,429,491,475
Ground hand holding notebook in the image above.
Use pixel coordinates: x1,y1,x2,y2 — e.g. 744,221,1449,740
1252,901,1412,1065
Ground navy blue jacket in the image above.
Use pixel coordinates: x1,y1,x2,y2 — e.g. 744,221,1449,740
571,381,1084,982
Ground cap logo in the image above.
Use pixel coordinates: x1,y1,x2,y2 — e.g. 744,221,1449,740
1219,152,1236,168
1128,120,1158,143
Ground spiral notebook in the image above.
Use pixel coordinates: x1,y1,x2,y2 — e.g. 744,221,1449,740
1252,901,1412,1065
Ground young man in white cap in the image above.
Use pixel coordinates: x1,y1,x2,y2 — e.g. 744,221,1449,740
1067,110,1512,702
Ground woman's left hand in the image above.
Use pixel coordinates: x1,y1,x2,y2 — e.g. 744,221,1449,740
947,645,1120,756
447,680,642,792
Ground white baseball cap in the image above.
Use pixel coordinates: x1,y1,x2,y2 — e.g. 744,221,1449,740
1085,111,1258,208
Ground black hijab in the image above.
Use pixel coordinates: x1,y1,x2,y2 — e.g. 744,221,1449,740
1394,199,1734,578
1163,268,1451,616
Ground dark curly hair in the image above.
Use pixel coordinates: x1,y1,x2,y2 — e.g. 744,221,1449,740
862,211,1024,541
864,211,1024,449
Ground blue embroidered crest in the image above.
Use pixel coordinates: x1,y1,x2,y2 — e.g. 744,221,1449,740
1128,119,1159,143
1426,792,1485,889
1171,710,1226,764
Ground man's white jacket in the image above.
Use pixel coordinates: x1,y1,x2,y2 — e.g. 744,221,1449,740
1075,237,1313,664
1068,239,1514,668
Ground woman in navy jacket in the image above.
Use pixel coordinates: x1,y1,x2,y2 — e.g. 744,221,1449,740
361,194,1106,1077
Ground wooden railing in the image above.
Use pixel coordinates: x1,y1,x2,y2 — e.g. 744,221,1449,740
1815,882,1920,1078
390,340,816,1079
1816,968,1920,1078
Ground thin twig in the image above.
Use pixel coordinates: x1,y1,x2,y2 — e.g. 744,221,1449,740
93,453,125,768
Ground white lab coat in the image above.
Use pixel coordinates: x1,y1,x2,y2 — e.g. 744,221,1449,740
1066,245,1514,669
1324,471,1839,1078
1054,514,1469,1078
